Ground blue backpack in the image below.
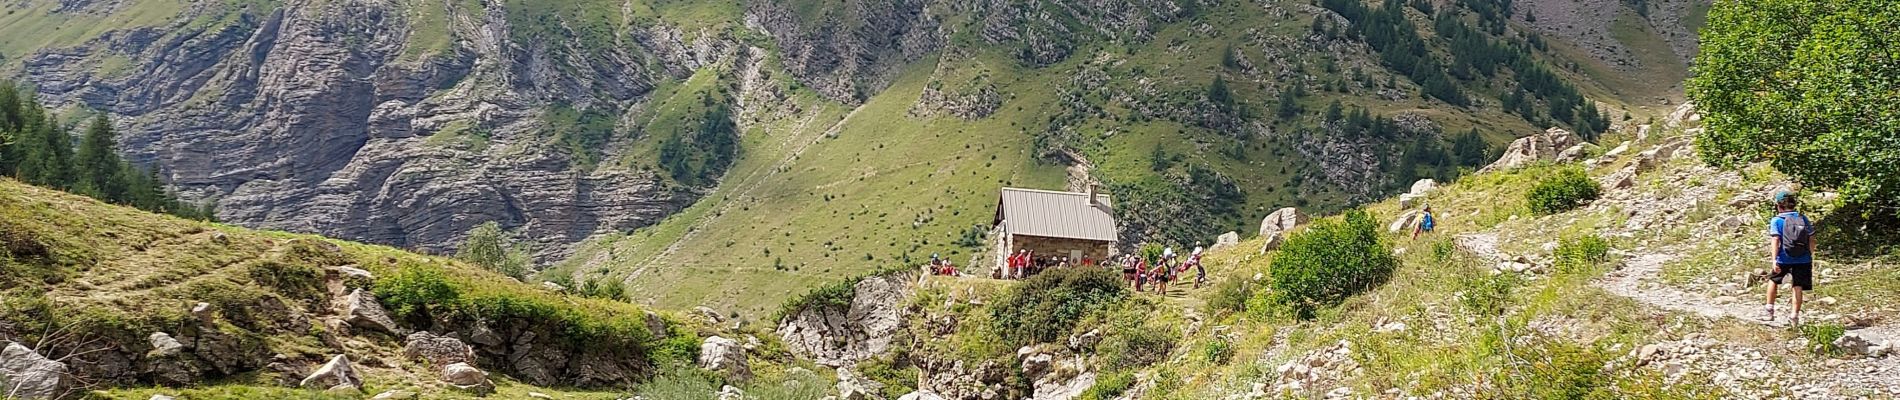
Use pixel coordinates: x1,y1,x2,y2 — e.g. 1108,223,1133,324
1420,212,1435,231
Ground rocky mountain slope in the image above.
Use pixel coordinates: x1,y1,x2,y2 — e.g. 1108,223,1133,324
0,176,837,399
766,110,1900,400
2,0,1710,315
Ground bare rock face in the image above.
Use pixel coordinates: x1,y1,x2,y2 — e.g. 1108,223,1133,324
21,0,713,263
1481,127,1583,173
777,272,915,367
0,342,69,399
746,0,945,103
299,355,362,392
1210,231,1240,251
837,368,888,400
698,336,751,380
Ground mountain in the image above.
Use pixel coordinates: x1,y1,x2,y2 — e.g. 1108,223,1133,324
0,0,1707,316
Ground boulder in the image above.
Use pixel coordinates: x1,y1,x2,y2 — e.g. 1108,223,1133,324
644,311,670,337
0,342,68,399
370,390,419,400
149,396,178,400
1833,333,1874,356
1067,329,1102,352
897,392,947,400
1258,207,1306,238
695,306,724,324
1599,166,1638,190
837,368,887,400
1398,193,1422,209
343,288,402,335
1665,102,1699,128
190,302,215,326
717,385,745,400
148,332,185,358
330,265,375,280
299,355,363,392
776,273,913,367
1556,144,1589,163
441,362,495,394
403,331,475,367
1603,141,1631,159
1481,127,1581,172
1210,231,1239,251
1258,207,1304,254
1388,210,1420,233
699,336,751,379
530,392,556,399
541,282,566,292
1408,179,1438,196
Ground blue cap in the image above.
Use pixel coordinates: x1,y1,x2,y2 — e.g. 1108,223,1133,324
1775,191,1796,204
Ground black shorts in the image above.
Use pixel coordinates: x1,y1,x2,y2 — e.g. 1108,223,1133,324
1770,262,1813,290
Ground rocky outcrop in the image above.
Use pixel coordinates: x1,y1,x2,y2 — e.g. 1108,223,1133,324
699,336,751,380
0,342,68,399
746,0,944,103
777,272,915,367
915,354,1009,400
1480,127,1584,173
837,368,887,400
1258,207,1305,253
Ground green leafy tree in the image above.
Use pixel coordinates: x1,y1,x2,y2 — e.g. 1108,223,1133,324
456,221,532,279
1688,0,1900,220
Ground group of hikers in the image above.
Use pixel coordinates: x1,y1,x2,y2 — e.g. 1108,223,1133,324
1118,246,1206,293
997,249,1097,279
991,246,1206,293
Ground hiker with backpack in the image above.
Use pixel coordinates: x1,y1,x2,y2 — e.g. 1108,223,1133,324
1412,205,1436,240
1763,191,1818,326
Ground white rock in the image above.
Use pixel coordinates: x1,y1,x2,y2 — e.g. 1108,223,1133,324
343,288,403,335
0,342,68,400
1833,333,1874,356
148,332,185,358
299,355,362,392
897,391,946,400
530,392,555,399
699,336,751,379
442,362,494,392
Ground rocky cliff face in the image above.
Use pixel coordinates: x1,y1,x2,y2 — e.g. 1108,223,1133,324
16,0,739,260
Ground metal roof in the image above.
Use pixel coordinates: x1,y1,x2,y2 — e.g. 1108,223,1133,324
994,187,1118,242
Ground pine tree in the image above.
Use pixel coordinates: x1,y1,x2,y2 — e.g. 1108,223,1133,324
16,109,72,188
73,115,127,202
0,84,20,175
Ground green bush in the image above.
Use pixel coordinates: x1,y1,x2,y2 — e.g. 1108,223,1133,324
1799,323,1846,356
991,267,1128,344
1203,276,1256,315
1200,338,1235,364
245,260,323,297
1092,299,1178,370
1526,167,1600,215
1077,370,1135,400
1553,235,1611,275
373,267,463,320
1459,272,1518,317
1264,209,1398,319
857,353,919,399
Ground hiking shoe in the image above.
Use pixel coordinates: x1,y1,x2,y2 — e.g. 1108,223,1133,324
1760,305,1775,322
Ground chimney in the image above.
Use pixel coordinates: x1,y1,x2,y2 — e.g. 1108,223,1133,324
1087,183,1100,206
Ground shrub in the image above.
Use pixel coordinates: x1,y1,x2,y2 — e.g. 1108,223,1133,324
1078,370,1135,400
1526,166,1600,215
1093,299,1178,370
1204,276,1256,315
1459,272,1518,317
245,260,322,297
1553,235,1611,275
1200,338,1235,364
857,353,919,399
1799,323,1846,356
1265,209,1398,318
373,266,462,320
456,221,531,279
991,267,1128,344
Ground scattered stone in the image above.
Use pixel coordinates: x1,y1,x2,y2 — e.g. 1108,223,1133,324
403,332,475,368
0,341,69,400
370,390,419,400
190,302,215,326
717,385,745,400
149,396,177,400
699,336,751,379
1556,144,1589,163
1481,127,1581,172
1833,333,1873,356
1816,297,1837,305
541,281,566,292
1211,231,1240,251
695,306,724,324
210,232,229,245
1637,344,1662,366
442,362,495,394
1604,141,1632,158
530,392,555,399
896,392,946,400
1409,179,1438,196
343,288,403,335
148,332,185,358
330,265,375,280
837,368,886,400
1068,329,1102,352
299,355,363,392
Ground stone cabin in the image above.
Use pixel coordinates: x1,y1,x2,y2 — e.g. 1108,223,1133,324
991,186,1119,268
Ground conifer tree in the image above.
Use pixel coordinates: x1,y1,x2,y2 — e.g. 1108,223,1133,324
73,114,127,201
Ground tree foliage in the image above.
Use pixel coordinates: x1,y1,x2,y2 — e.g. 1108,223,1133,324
1265,209,1397,319
1688,0,1900,220
0,82,213,220
455,221,532,279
